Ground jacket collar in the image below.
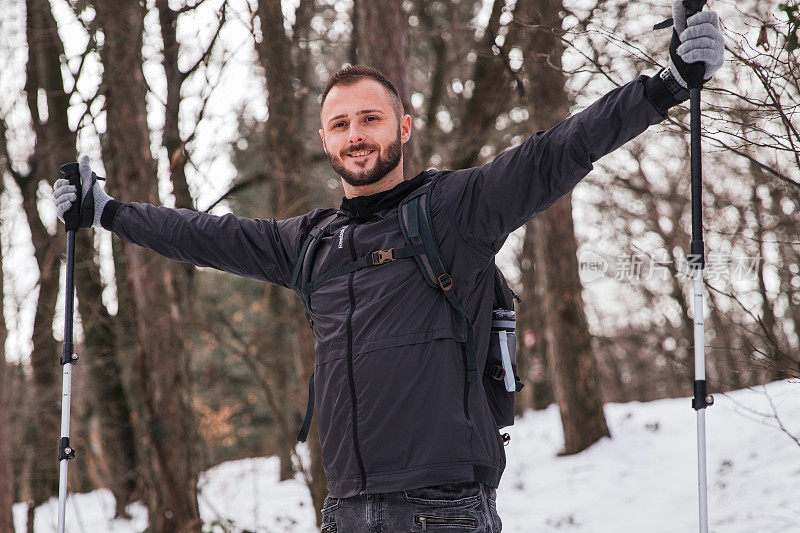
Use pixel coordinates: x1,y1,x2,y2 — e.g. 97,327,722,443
338,170,429,220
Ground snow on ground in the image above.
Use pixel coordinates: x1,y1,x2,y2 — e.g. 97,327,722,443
14,380,800,532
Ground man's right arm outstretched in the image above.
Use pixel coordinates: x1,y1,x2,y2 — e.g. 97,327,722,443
54,156,309,288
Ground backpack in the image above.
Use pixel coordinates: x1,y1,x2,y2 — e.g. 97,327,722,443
293,180,524,443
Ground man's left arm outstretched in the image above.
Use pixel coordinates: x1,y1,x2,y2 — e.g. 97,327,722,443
435,0,724,256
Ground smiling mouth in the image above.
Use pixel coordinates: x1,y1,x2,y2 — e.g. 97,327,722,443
346,149,375,159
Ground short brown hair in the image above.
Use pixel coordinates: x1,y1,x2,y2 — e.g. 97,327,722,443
321,65,404,119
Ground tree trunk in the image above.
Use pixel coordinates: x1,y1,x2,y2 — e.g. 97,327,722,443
157,0,198,315
266,286,297,483
412,0,449,167
532,196,610,453
520,0,610,454
94,1,200,530
0,200,14,533
453,0,514,169
355,0,421,177
517,220,554,410
255,0,327,520
0,374,13,533
31,0,140,514
74,238,139,516
14,0,141,519
15,165,62,514
18,0,75,509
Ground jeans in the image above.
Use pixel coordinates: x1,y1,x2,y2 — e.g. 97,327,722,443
320,482,502,532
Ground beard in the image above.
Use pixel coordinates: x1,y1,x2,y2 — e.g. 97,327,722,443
328,130,403,188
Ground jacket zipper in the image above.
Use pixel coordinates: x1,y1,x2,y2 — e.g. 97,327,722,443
346,223,367,492
416,515,478,530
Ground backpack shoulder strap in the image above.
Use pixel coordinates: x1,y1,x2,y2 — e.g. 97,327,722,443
398,181,444,288
291,210,341,328
294,209,339,444
291,210,340,290
398,181,477,383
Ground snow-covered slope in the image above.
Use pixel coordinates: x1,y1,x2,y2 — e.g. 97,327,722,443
15,380,800,532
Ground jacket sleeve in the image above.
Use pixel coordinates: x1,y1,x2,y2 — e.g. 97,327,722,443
433,75,670,257
100,200,309,288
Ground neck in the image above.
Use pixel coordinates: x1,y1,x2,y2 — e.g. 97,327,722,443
342,160,405,198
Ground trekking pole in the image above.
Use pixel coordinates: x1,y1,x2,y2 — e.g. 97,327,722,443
57,162,81,533
682,1,714,532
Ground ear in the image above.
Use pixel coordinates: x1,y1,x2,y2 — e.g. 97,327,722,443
400,114,412,145
319,128,327,154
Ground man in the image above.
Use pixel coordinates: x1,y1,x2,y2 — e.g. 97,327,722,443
54,2,723,531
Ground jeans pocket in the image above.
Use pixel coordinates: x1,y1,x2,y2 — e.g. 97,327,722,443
484,485,497,504
321,495,341,515
403,482,482,507
320,496,339,533
414,514,479,530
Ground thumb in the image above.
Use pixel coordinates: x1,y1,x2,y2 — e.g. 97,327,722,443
672,0,688,35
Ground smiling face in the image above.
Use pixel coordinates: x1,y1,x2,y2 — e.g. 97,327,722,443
319,79,411,197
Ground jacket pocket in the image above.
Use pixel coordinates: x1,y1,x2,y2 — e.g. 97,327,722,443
354,335,472,475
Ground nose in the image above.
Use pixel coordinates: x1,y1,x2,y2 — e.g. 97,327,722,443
347,124,365,145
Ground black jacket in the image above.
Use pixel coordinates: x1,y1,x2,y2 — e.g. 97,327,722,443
102,75,673,498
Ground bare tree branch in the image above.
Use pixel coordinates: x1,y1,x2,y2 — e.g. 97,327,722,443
181,1,228,82
202,172,268,212
177,0,210,15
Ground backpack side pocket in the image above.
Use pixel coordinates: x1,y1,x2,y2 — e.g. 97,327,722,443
484,310,521,429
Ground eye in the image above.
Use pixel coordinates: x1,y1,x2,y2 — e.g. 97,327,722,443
332,121,346,129
365,115,378,122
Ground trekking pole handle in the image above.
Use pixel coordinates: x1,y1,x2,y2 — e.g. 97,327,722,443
682,0,707,15
682,0,708,89
59,162,81,232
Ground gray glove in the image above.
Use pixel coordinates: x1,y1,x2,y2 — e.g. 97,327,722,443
54,155,112,228
669,0,725,89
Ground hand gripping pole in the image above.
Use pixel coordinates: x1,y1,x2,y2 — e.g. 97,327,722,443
682,2,713,532
57,162,81,533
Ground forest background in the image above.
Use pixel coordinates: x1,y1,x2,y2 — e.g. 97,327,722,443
0,0,798,531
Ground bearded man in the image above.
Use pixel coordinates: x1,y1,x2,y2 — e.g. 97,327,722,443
53,3,724,530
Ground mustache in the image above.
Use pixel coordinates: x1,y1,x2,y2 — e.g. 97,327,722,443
341,143,378,157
